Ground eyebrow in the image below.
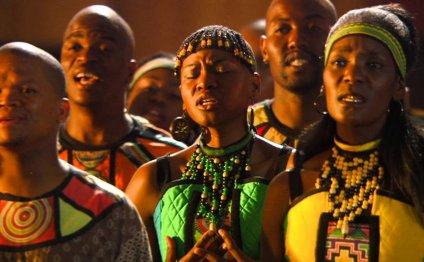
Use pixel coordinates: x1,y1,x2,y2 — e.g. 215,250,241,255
271,14,325,23
64,31,117,43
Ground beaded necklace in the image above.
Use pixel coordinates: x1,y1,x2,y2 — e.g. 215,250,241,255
315,137,384,235
181,131,254,231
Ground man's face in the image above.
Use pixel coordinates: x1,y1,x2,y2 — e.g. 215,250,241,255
61,12,132,107
262,0,334,94
0,53,67,147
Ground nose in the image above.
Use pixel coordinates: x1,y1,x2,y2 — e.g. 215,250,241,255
0,89,21,107
343,62,364,85
195,69,217,92
287,27,307,50
76,46,98,64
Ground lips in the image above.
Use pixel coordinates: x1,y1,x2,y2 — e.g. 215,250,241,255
196,95,218,109
284,51,311,67
74,72,102,86
338,93,366,104
0,114,25,125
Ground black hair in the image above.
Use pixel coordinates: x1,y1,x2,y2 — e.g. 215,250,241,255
300,4,424,225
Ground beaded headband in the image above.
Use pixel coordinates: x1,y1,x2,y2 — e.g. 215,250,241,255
129,57,175,89
324,23,407,80
174,25,256,76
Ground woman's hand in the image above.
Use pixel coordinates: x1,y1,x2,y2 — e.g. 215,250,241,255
165,229,256,261
165,230,223,262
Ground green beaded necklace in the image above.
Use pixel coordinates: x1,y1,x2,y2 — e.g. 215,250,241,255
181,131,255,231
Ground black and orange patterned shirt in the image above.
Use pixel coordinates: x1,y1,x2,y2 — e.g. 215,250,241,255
58,115,186,190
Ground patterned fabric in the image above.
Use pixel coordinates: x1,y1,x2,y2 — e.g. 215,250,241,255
283,190,424,261
325,221,370,261
252,99,298,146
154,179,269,261
58,115,186,190
0,165,151,261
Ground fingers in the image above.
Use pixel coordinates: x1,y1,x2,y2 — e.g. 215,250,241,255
218,229,247,262
165,236,177,262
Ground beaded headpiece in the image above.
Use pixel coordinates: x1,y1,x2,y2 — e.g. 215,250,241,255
174,25,257,76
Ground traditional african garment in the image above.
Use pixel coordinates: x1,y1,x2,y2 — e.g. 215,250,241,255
252,99,299,146
283,189,424,261
153,143,291,261
0,164,152,261
58,115,186,190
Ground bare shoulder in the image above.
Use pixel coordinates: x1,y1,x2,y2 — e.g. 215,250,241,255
254,134,290,156
250,135,293,180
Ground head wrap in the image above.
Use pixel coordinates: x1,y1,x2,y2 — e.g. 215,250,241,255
129,55,175,89
175,25,256,76
324,6,413,80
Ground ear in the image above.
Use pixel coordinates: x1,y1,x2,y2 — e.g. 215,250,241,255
58,98,70,123
126,59,137,84
250,72,261,104
260,35,269,64
393,78,406,101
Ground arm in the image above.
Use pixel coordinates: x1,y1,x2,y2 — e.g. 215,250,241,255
261,171,291,261
125,161,162,260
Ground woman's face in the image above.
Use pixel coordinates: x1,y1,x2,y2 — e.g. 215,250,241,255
324,35,404,131
179,49,258,128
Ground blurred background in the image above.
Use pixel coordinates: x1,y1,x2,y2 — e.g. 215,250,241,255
1,0,423,108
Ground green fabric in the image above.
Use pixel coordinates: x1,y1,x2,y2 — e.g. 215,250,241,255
154,180,268,261
154,183,202,260
237,182,268,259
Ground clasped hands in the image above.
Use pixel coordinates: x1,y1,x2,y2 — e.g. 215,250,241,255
165,229,255,262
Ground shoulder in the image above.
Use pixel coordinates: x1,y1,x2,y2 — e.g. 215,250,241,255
67,165,127,201
254,134,293,160
131,115,186,150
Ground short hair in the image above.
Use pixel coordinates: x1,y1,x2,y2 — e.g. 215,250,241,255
0,42,66,97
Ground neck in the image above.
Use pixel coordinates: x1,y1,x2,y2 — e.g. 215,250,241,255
65,105,132,145
272,86,321,132
336,115,387,145
202,119,250,148
0,145,67,197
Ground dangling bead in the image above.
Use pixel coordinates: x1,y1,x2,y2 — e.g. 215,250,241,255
181,131,255,230
316,137,384,236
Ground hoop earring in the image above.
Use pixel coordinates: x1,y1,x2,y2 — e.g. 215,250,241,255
387,100,404,116
248,106,257,133
313,86,328,115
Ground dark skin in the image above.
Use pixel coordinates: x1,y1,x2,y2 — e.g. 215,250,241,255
260,0,336,134
0,44,69,198
61,5,136,146
126,49,283,261
261,35,405,261
126,68,182,130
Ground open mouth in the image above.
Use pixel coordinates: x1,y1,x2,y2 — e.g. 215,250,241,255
284,52,311,67
74,72,101,86
197,97,218,106
339,94,366,104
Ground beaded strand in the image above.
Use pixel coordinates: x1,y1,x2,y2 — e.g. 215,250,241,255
181,131,254,231
315,138,384,235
